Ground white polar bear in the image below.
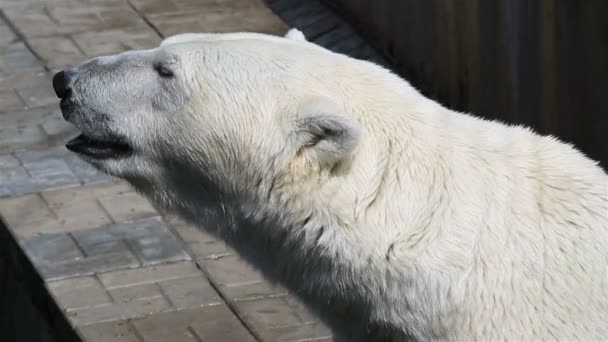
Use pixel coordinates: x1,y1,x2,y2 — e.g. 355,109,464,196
52,28,608,341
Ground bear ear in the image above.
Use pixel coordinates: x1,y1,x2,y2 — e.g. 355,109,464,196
294,99,361,169
285,28,307,42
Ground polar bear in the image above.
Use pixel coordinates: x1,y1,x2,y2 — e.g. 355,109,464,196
52,28,608,341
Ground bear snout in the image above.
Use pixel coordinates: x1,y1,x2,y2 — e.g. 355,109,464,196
52,68,75,99
53,68,79,121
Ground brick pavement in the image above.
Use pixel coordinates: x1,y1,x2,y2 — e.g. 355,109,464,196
0,0,334,340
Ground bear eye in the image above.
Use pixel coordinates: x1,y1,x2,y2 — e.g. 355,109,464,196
155,64,174,78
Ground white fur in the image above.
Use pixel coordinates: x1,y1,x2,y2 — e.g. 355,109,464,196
72,30,608,341
285,28,307,41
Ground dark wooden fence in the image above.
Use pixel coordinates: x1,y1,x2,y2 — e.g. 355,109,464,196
322,0,608,169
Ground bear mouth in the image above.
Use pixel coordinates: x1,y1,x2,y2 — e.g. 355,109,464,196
66,134,132,160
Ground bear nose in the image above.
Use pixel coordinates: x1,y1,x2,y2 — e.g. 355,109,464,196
52,69,74,99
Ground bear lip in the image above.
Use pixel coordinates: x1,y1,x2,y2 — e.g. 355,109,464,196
66,133,132,160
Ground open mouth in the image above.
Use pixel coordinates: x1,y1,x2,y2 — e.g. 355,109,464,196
66,134,132,160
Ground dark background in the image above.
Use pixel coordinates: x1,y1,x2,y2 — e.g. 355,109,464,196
322,0,608,170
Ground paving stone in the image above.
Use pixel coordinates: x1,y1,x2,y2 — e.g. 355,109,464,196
132,305,256,342
0,69,49,92
0,124,48,153
39,247,140,280
159,275,222,309
132,308,209,342
3,1,144,38
0,105,76,154
0,193,62,237
63,154,114,184
129,233,190,266
236,297,315,330
0,154,19,168
256,322,333,342
0,148,110,196
147,8,288,37
72,218,165,246
2,178,41,197
41,116,75,138
130,0,262,15
21,233,83,263
24,157,80,189
169,220,208,243
48,276,112,309
0,105,58,128
220,279,287,303
188,240,233,260
97,4,148,29
0,166,35,197
0,41,41,72
202,255,265,286
168,219,229,254
26,36,85,68
0,89,25,112
14,145,66,162
108,283,163,304
128,0,179,15
182,228,234,259
161,214,189,227
99,261,201,289
0,0,35,6
41,186,113,231
72,26,161,58
0,166,31,191
0,21,16,47
191,322,257,341
71,218,190,266
201,253,289,301
15,220,177,279
4,5,96,37
144,11,202,37
97,190,158,222
82,239,131,257
188,307,258,342
53,7,108,33
0,186,138,239
73,218,168,244
146,329,199,342
284,296,320,325
67,296,170,325
0,121,75,163
17,86,58,108
0,187,12,197
78,320,141,342
86,179,133,197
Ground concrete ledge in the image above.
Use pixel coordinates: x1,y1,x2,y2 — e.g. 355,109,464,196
0,217,82,342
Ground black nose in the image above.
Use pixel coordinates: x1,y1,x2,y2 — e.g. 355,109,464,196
52,69,73,99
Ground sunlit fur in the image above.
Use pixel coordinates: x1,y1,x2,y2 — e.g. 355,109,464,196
65,29,608,341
